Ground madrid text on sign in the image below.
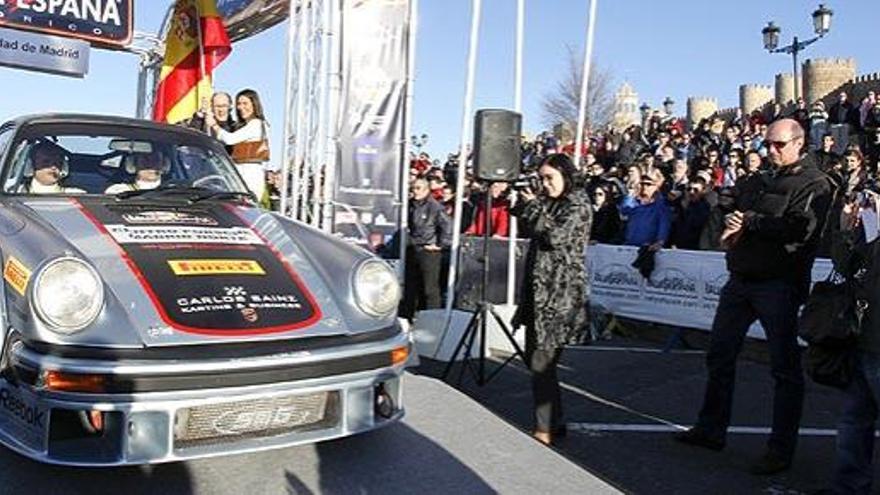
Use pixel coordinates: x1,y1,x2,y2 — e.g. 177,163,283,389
0,27,89,77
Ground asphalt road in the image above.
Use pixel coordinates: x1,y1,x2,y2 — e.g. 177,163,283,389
0,373,617,495
417,333,875,495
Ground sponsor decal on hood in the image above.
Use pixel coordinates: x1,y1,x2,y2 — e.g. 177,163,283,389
72,199,322,336
3,256,30,296
121,210,219,226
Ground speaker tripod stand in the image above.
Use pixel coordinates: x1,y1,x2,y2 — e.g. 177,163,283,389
441,187,526,386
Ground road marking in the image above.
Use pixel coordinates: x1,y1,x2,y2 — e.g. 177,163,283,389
499,359,840,437
566,423,848,437
500,359,686,428
566,345,705,355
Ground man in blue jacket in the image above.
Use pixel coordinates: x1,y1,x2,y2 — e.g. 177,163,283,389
620,170,671,250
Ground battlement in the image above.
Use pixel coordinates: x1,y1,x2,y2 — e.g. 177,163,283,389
804,57,857,69
740,84,772,91
687,97,718,105
854,73,880,84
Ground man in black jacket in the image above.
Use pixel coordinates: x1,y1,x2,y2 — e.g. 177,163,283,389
401,177,452,320
675,119,834,475
828,91,857,154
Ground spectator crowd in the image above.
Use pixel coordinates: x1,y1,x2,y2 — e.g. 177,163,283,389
404,89,880,266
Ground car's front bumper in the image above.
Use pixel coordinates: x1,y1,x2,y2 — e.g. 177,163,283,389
0,329,409,466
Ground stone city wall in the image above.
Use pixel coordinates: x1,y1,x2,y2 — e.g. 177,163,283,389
803,57,857,105
740,84,773,116
687,97,718,130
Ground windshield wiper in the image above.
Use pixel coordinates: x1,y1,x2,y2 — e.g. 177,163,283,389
116,184,255,205
189,191,256,204
115,184,207,201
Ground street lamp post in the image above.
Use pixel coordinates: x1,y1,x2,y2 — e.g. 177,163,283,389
761,4,833,102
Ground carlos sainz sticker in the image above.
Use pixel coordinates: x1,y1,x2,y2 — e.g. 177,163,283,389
74,199,322,336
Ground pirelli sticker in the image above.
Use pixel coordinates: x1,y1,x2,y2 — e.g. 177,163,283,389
3,257,31,296
105,225,264,245
168,259,266,276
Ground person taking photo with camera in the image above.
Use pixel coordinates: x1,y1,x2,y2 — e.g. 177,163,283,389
511,153,593,446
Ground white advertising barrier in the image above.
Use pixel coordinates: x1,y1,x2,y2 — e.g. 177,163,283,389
586,244,833,339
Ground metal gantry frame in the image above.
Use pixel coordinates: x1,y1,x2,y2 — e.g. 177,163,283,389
280,0,338,231
132,31,165,120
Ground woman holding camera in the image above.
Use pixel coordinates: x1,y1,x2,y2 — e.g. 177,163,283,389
512,153,593,445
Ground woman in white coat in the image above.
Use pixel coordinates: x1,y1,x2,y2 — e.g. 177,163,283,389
206,88,269,202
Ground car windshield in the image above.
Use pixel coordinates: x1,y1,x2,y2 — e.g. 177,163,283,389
3,123,250,197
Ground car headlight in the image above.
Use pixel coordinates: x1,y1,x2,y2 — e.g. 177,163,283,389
32,257,103,333
353,259,400,317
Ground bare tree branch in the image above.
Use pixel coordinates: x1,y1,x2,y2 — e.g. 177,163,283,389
541,45,615,133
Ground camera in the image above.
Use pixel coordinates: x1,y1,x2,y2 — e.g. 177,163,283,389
510,172,541,193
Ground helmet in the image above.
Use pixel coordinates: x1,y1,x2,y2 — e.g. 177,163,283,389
23,140,69,178
123,151,171,175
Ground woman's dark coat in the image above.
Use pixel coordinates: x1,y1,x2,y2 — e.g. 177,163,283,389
513,189,593,350
591,202,622,244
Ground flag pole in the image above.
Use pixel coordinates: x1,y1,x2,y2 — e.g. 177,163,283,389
194,0,210,111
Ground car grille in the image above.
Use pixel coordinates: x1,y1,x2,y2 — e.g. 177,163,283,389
174,391,339,449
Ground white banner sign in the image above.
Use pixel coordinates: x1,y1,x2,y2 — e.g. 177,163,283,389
0,27,89,77
586,244,833,338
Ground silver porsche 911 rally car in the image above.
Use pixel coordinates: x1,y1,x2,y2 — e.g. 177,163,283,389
0,114,408,466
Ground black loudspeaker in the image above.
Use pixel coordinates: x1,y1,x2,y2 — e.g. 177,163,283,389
473,109,522,182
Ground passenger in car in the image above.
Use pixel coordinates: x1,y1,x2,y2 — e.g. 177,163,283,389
105,151,167,194
25,141,85,195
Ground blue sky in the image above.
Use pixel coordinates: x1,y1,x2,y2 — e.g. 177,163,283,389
0,1,877,162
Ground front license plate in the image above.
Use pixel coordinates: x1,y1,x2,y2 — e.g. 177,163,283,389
174,391,333,448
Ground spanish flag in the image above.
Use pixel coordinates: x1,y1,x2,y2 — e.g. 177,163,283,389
152,0,232,124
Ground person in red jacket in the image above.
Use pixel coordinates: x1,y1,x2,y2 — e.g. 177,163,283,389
466,182,511,237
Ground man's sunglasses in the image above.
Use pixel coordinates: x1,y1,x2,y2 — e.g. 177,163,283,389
767,138,799,149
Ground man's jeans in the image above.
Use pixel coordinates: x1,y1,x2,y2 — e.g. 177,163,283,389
695,276,805,458
833,352,880,494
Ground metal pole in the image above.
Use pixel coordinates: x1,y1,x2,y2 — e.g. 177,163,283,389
136,55,148,119
193,1,209,106
280,1,299,217
792,37,800,102
506,0,524,306
399,0,419,281
321,0,342,232
293,0,310,222
437,0,482,357
573,0,598,167
309,0,326,229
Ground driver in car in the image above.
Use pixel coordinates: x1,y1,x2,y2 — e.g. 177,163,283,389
26,141,85,195
105,151,166,194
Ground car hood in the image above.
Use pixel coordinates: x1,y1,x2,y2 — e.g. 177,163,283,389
4,197,355,348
